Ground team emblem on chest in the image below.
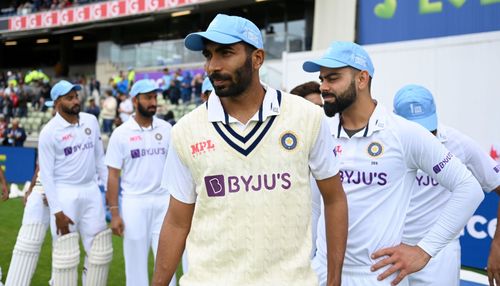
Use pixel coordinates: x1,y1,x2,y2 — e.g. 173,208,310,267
280,131,298,151
367,141,383,158
155,133,162,141
85,128,91,135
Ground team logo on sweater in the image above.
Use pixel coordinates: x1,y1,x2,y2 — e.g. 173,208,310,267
280,132,297,151
85,128,91,135
155,133,162,141
367,142,383,158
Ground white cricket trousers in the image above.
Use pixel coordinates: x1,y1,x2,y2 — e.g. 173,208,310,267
23,190,50,225
312,255,409,286
49,181,107,252
121,193,175,286
407,239,460,286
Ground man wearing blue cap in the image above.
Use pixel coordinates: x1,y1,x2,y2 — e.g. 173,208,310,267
38,80,112,286
153,14,347,286
393,84,500,286
303,42,484,286
105,79,175,286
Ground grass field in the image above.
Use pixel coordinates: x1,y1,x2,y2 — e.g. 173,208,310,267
0,197,182,285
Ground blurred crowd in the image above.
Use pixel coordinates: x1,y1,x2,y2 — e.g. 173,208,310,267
0,66,206,147
0,0,105,17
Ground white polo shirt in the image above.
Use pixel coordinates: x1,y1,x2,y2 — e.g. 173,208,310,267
315,103,483,268
38,112,108,214
161,85,339,204
403,123,500,245
105,115,172,197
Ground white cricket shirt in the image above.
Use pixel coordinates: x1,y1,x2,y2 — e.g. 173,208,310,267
315,103,483,268
38,112,108,214
403,124,500,245
105,115,172,196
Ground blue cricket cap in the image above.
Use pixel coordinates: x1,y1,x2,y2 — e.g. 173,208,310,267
201,77,213,93
303,41,374,77
50,80,82,101
130,79,162,98
184,14,263,51
393,84,438,131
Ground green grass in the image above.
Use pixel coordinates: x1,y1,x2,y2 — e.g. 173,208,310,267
0,197,182,285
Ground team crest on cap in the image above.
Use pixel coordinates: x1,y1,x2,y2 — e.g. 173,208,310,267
85,128,91,135
155,133,162,141
367,142,383,158
280,132,298,151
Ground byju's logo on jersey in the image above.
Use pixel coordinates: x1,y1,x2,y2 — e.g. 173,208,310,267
339,170,387,186
131,149,141,159
205,175,226,197
63,142,94,157
130,148,167,159
191,140,215,157
203,173,292,197
367,142,383,158
433,152,454,174
494,165,500,173
416,175,439,187
280,132,298,151
64,147,73,156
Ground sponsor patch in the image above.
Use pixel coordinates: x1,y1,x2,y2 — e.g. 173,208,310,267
191,140,215,156
204,172,292,197
130,135,142,142
333,145,342,157
130,149,141,159
205,175,225,197
494,165,500,173
64,147,73,156
433,152,454,174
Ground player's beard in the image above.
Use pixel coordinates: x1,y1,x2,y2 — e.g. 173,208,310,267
60,103,80,115
137,100,156,118
209,54,253,98
323,79,357,117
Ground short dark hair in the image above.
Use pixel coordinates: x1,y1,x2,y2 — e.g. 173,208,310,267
290,81,320,98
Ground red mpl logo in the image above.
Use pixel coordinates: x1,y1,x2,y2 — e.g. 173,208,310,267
191,140,215,156
333,145,342,157
130,135,142,142
62,134,73,141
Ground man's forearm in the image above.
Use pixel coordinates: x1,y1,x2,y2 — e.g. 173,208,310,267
324,196,348,286
152,217,190,285
106,172,120,216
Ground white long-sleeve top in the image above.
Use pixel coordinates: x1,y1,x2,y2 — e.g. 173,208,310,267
315,104,483,268
38,112,108,214
403,123,500,245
